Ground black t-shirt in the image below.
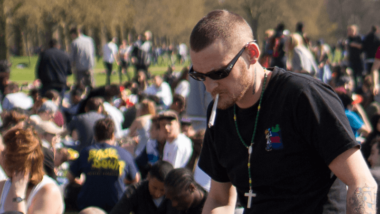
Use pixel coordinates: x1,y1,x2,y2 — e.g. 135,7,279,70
198,67,359,213
347,36,363,62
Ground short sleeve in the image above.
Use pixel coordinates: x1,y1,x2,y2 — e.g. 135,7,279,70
346,111,364,130
69,149,88,177
198,102,230,183
121,150,138,181
295,82,359,165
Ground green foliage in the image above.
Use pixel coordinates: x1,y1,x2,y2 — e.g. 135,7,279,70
1,0,379,61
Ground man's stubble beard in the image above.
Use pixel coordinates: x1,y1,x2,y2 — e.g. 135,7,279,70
216,65,252,110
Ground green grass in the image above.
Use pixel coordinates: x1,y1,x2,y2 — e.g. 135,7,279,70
9,55,190,87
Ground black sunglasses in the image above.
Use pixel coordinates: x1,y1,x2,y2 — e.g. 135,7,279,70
189,42,252,81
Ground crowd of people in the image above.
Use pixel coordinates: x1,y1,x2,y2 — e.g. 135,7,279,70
0,27,206,213
0,9,379,214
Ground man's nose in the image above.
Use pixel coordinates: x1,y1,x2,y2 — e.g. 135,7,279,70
203,77,218,93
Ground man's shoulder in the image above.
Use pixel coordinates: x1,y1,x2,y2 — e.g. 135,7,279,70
270,67,329,94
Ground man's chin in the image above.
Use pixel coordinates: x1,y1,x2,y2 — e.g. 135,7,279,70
217,98,234,110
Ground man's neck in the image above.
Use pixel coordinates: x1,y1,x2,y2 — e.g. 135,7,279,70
236,65,272,109
102,139,115,146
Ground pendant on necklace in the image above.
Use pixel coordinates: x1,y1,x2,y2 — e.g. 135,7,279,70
244,189,256,209
265,129,272,151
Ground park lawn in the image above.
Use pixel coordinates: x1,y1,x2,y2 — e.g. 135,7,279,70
8,56,189,87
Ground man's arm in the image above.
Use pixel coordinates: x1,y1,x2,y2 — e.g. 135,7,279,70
372,59,380,95
124,172,140,185
350,42,362,49
329,147,377,213
202,179,237,214
354,103,372,136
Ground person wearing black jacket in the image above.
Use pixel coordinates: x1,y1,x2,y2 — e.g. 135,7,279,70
363,26,380,73
36,39,72,97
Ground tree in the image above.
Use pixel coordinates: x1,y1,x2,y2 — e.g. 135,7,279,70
0,0,7,60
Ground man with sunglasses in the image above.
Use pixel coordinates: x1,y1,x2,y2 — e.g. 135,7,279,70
192,10,376,214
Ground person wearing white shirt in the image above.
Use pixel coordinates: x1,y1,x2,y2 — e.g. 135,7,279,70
103,37,119,85
159,110,192,168
145,75,173,109
174,79,190,98
103,101,125,139
2,82,33,111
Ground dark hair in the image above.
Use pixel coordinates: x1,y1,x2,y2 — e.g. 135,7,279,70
29,88,40,97
190,10,252,52
0,60,11,73
371,25,378,33
276,23,285,32
371,114,380,131
153,117,160,130
94,118,115,142
44,89,60,100
296,22,304,33
48,39,58,48
164,168,205,192
6,82,19,93
149,161,174,182
336,91,352,109
85,97,104,112
69,27,78,35
172,94,185,110
105,84,121,102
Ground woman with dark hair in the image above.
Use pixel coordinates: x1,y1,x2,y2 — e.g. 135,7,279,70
0,128,63,213
362,114,380,166
164,168,207,214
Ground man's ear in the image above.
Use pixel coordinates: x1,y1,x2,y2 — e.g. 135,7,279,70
247,43,260,64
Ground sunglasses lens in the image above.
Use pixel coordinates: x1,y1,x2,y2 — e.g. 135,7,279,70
209,70,228,80
189,70,205,81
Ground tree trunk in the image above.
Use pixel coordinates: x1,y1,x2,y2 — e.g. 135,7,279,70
14,24,24,56
0,0,8,60
63,23,70,53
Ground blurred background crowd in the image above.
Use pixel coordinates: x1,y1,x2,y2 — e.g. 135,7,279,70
0,0,380,213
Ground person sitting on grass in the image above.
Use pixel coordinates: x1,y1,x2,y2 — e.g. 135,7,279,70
67,117,140,212
110,161,179,214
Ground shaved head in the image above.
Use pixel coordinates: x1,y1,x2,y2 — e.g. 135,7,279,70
190,10,254,52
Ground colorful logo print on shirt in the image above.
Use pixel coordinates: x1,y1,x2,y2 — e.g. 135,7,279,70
265,124,283,150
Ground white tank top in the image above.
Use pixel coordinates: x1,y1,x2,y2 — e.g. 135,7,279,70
0,175,61,213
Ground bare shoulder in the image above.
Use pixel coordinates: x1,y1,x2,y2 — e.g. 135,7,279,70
29,182,63,213
38,183,62,197
31,182,62,205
